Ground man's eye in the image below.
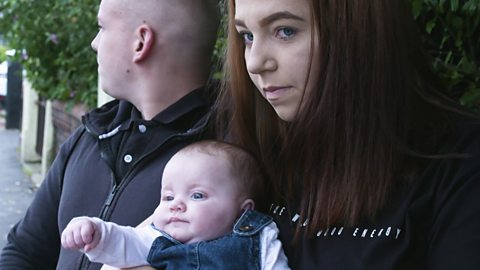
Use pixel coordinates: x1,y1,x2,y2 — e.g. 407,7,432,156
191,193,205,200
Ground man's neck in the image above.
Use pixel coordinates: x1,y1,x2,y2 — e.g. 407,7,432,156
130,69,207,120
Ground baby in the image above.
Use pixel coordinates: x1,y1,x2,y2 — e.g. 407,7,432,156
61,140,290,269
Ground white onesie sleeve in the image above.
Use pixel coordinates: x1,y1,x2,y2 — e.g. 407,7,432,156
260,221,291,269
84,217,162,268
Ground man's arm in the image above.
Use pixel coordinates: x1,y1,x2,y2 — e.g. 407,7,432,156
0,128,85,269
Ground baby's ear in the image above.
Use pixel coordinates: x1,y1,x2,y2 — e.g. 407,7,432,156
241,199,255,211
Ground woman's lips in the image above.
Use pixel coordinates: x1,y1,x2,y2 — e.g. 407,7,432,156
263,86,291,100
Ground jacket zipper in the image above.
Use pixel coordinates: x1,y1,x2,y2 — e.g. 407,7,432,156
79,184,118,269
98,126,205,220
99,184,118,219
78,127,204,270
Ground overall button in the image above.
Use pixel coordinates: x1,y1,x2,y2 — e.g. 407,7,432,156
124,154,133,163
239,225,254,232
138,124,147,133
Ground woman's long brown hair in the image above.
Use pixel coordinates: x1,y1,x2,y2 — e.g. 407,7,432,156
215,0,466,236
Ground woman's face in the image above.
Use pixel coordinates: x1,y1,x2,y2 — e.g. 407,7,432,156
234,0,318,122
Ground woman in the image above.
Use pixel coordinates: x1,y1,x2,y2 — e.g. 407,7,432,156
216,0,480,269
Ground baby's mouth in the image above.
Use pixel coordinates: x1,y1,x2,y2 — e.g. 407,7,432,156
169,216,188,223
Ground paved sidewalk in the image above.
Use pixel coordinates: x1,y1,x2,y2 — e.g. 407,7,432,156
0,125,36,249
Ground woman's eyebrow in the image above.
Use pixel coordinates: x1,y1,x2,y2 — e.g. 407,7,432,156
259,11,305,26
235,11,305,28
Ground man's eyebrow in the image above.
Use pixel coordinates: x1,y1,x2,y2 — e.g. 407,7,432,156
235,11,305,28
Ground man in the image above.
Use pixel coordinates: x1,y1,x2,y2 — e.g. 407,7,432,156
0,0,220,269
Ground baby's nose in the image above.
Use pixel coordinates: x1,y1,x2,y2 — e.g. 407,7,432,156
170,201,186,212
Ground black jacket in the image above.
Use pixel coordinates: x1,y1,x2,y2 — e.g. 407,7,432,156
0,88,212,270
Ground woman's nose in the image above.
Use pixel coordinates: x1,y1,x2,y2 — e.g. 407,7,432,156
245,41,277,75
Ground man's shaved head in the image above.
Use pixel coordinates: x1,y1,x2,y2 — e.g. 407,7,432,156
93,0,220,117
113,0,220,56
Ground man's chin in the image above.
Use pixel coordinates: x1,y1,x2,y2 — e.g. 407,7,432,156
101,88,118,100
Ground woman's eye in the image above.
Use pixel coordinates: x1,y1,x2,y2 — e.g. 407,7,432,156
191,193,205,200
239,31,254,45
276,27,296,40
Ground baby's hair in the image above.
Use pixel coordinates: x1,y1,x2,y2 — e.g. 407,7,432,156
178,140,267,208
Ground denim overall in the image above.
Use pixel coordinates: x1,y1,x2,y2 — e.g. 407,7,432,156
147,210,273,270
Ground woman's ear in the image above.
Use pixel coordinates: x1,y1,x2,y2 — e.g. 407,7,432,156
133,24,154,63
241,199,255,211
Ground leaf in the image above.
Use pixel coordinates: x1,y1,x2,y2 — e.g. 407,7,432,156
0,0,98,107
426,20,436,33
450,0,459,11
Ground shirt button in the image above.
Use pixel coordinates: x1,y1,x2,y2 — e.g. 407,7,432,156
123,154,133,163
138,124,147,133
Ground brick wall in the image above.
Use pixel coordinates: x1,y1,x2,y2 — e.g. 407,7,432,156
51,101,87,154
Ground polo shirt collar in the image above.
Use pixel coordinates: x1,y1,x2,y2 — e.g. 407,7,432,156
119,87,208,131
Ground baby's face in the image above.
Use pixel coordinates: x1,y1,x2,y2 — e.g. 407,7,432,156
152,150,247,244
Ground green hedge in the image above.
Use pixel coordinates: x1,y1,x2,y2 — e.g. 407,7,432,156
411,0,480,110
0,0,98,108
0,45,8,63
0,0,479,110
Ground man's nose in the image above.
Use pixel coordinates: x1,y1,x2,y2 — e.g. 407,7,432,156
91,33,99,52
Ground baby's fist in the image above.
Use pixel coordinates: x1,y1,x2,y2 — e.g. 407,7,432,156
61,217,100,252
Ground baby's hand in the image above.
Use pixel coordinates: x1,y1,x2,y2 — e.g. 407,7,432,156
61,217,100,252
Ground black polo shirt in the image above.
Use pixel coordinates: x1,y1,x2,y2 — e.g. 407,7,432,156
105,88,209,182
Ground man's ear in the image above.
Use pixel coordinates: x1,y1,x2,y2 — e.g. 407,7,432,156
133,24,154,63
241,199,255,211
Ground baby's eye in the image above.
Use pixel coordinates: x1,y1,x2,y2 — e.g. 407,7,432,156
276,27,296,40
191,192,205,200
163,195,174,201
